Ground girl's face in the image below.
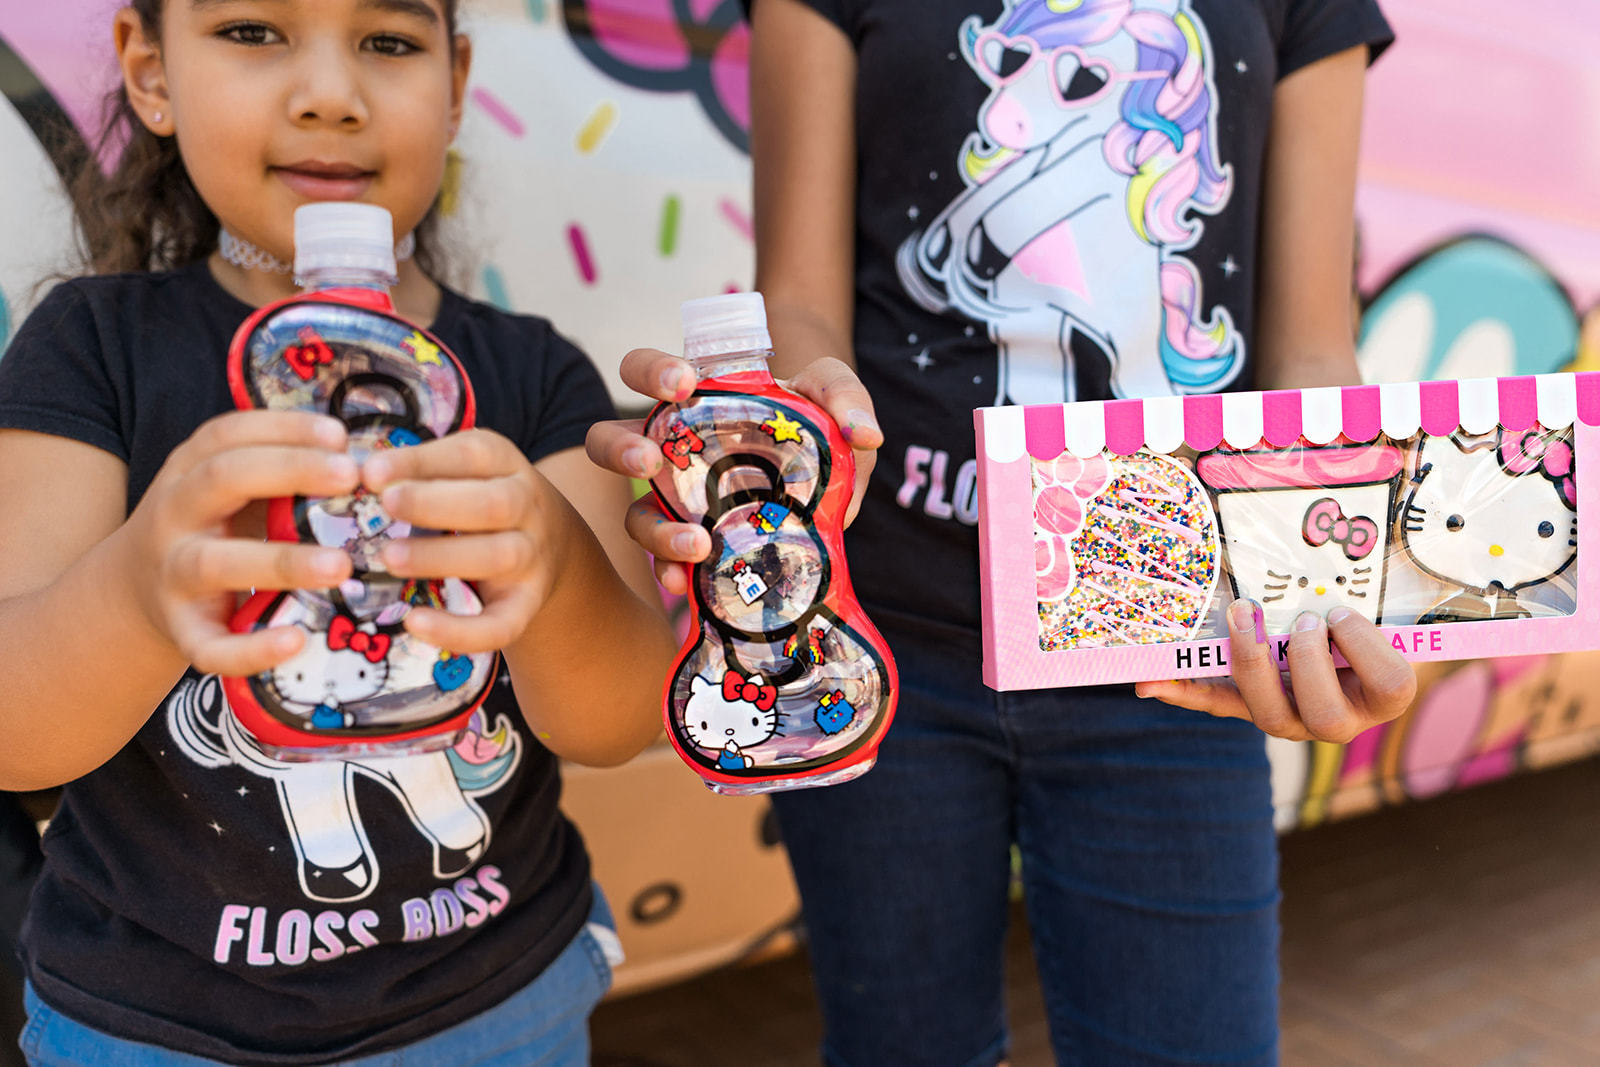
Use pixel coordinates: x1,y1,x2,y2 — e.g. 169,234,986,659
121,0,468,260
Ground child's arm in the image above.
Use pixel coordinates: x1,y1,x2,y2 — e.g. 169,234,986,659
0,413,359,790
1135,46,1418,740
363,435,675,767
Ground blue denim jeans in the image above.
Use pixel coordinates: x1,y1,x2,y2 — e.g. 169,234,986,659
19,889,619,1067
772,619,1281,1067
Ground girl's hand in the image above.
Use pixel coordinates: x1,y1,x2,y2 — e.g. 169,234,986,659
1134,604,1418,743
584,348,883,595
126,411,359,676
364,429,572,653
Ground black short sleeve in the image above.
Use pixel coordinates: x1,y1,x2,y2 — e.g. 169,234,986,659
523,324,616,464
1278,0,1394,80
0,280,128,460
740,0,855,37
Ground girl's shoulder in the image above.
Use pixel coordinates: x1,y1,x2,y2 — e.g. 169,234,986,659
15,263,239,347
432,286,568,352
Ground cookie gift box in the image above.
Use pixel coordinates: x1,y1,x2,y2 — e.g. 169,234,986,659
974,374,1596,690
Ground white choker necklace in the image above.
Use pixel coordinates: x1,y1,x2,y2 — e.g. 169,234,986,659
218,228,416,274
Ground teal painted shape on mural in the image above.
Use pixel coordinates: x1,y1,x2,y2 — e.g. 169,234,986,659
482,265,512,311
0,288,10,357
1361,236,1579,380
526,0,547,22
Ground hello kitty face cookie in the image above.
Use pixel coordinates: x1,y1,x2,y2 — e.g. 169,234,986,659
1401,429,1577,609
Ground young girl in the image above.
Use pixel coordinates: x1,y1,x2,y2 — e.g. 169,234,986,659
590,0,1417,1063
0,1,676,1063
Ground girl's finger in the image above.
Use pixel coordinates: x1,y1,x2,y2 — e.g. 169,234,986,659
785,357,883,450
584,418,660,480
362,430,520,490
180,615,308,678
618,348,696,403
176,411,348,473
654,556,690,596
171,538,353,595
1282,612,1360,743
379,474,535,532
1327,607,1417,720
1133,676,1253,721
625,496,708,562
178,447,360,527
1225,599,1308,740
381,532,534,581
403,594,535,655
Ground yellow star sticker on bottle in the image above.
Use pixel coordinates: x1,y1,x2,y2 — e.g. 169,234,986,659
761,411,803,444
402,330,442,366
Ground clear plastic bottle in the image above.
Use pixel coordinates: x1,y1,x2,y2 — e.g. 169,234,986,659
223,203,497,760
645,293,898,794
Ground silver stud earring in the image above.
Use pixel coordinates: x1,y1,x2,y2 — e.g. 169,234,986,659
152,111,163,125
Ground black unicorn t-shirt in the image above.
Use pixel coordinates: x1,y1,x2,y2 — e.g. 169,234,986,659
748,0,1392,632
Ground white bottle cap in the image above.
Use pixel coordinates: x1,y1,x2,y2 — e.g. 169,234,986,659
293,202,398,285
681,292,772,362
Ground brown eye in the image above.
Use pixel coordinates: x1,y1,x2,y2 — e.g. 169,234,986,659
1446,515,1465,531
1539,521,1556,538
1297,577,1308,588
1336,576,1347,585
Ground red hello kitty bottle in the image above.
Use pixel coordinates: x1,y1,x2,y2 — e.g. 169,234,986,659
223,203,498,760
645,293,898,794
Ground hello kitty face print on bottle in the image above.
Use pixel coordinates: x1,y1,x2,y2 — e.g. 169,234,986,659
1400,428,1577,622
681,672,783,773
270,615,393,730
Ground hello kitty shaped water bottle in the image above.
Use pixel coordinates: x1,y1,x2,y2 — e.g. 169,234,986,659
222,203,498,760
645,293,898,794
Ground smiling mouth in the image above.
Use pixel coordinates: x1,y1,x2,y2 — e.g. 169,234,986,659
271,163,378,201
273,161,376,180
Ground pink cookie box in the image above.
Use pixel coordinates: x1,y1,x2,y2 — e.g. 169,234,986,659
975,374,1596,691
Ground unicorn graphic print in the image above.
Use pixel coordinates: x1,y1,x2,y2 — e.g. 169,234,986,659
166,673,523,905
898,0,1240,404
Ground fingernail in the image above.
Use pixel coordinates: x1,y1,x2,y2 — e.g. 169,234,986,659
311,549,346,579
662,367,693,401
1327,607,1355,626
843,409,880,443
1134,684,1152,699
1230,599,1266,644
383,542,410,569
364,455,390,486
671,531,699,556
326,455,358,481
623,445,652,476
1294,611,1324,633
314,418,346,448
